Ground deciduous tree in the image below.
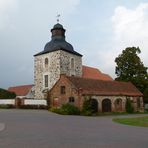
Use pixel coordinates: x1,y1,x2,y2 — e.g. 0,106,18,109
115,47,148,102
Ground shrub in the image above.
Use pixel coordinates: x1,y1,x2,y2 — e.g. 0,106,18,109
50,107,63,114
50,103,80,115
0,104,15,109
61,103,80,115
126,98,134,113
82,98,91,113
19,105,47,109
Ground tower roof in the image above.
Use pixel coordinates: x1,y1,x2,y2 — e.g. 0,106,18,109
34,23,82,57
52,23,64,30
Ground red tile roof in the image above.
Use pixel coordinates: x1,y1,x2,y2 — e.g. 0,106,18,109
82,65,113,81
8,85,34,96
66,76,143,97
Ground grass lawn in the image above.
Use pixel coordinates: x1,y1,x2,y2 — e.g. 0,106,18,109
113,116,148,127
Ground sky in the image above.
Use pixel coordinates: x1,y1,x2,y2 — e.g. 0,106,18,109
0,0,148,89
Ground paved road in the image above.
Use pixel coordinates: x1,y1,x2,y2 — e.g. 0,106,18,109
0,109,147,148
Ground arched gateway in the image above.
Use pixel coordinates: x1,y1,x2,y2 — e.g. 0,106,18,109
102,99,111,112
90,99,98,113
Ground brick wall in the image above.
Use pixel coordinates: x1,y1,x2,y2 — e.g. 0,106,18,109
48,75,82,108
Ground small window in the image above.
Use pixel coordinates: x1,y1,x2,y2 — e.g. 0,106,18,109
69,97,75,103
45,58,48,67
61,86,66,94
44,75,48,87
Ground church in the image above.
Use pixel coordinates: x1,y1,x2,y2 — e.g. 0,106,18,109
34,22,144,112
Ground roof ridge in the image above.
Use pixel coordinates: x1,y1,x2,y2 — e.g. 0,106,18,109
67,75,115,83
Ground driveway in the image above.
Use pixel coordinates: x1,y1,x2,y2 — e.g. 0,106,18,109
0,109,147,148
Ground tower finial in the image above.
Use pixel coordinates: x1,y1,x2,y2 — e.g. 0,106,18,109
56,14,60,23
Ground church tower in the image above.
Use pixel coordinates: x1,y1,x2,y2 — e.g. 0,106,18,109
34,23,82,99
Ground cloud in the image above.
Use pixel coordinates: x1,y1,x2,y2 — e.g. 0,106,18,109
40,0,80,22
111,3,148,67
0,0,80,88
0,0,18,30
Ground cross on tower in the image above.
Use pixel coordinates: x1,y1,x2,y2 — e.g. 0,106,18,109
56,14,60,23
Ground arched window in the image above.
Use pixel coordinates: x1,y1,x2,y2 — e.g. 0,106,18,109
45,58,48,68
114,98,122,112
71,58,74,70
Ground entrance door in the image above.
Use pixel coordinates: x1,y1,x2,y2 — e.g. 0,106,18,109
102,99,111,112
53,98,59,108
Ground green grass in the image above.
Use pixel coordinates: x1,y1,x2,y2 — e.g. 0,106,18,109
113,116,148,127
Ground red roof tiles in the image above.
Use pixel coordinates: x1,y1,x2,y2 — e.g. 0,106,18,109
82,65,113,81
66,76,143,97
8,85,34,96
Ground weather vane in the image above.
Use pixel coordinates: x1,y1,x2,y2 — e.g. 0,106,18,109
56,14,60,23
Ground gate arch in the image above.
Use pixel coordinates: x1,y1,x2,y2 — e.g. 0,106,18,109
114,98,122,112
90,99,98,113
102,99,111,112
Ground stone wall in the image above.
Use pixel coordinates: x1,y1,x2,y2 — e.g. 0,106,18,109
34,51,61,99
60,50,82,77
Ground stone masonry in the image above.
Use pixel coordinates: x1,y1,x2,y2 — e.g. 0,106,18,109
34,50,82,99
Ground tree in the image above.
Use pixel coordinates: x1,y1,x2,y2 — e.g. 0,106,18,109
143,87,148,103
0,88,16,99
115,47,148,102
125,98,134,113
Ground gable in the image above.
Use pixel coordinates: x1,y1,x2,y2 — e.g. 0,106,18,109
49,75,78,97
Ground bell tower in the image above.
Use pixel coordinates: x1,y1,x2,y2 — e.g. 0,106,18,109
34,23,82,99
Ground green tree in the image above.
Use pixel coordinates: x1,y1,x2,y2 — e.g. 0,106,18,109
0,88,16,99
143,87,148,103
125,98,134,113
115,47,148,102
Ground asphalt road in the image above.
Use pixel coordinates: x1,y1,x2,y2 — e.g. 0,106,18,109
0,109,147,148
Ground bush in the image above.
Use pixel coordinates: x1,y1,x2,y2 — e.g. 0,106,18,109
50,103,80,115
126,98,134,113
61,103,80,115
50,107,63,114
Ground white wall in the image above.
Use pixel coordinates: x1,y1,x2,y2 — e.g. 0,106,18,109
0,99,15,105
24,99,47,105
